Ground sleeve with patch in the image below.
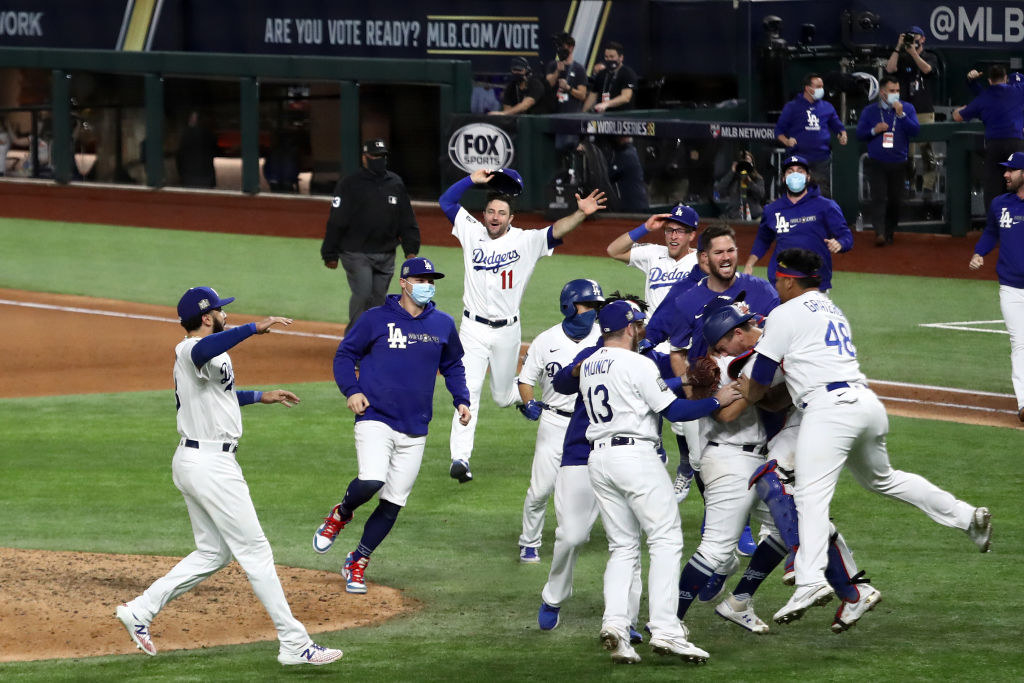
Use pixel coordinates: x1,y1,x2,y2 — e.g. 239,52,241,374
636,356,677,413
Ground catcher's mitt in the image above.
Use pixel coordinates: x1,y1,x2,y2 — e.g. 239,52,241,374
686,355,721,400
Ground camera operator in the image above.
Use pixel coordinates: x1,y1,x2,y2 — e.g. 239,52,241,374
491,57,551,116
885,26,939,208
545,33,589,153
714,149,765,220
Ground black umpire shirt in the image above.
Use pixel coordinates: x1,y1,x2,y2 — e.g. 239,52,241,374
321,167,420,260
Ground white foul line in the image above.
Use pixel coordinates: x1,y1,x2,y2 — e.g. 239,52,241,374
919,319,1007,335
877,395,1017,415
0,298,345,341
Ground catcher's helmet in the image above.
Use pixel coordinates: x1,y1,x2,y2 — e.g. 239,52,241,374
560,278,605,317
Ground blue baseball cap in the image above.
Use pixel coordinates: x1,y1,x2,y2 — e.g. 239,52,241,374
488,168,524,197
665,204,699,230
781,155,810,172
906,26,925,36
400,256,445,279
701,291,754,347
999,152,1024,170
599,300,646,333
177,286,235,321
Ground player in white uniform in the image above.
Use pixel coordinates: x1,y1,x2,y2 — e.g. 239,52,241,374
515,279,603,563
580,300,740,664
115,287,343,667
440,168,606,483
741,248,993,624
606,203,702,502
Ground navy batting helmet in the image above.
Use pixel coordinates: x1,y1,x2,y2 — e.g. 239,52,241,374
560,278,605,317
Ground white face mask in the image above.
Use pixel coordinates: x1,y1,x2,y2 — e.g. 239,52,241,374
885,92,900,105
408,282,435,305
812,87,824,101
785,171,807,193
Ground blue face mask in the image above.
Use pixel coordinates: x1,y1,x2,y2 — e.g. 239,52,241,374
785,171,807,193
409,282,435,306
812,87,824,100
562,309,597,339
886,92,900,106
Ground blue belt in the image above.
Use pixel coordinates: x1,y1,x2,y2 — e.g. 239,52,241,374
184,439,238,453
826,381,861,392
552,408,574,418
464,310,518,328
706,440,768,455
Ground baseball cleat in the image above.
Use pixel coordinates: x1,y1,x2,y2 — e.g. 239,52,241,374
313,504,353,554
538,602,560,630
342,552,369,594
519,545,540,563
1018,407,1024,423
277,641,344,666
629,626,643,644
737,525,757,557
715,594,769,634
782,549,796,585
774,583,835,624
115,603,157,656
673,471,692,503
649,635,710,664
831,585,882,634
600,628,641,664
967,507,992,553
698,552,739,602
450,459,473,483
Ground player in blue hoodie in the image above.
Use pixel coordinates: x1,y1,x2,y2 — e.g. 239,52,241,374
312,257,471,593
744,155,853,290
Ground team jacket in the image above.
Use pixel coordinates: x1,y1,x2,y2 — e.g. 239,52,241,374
334,295,469,436
321,167,420,259
856,100,920,163
755,186,853,291
960,78,1024,140
974,192,1024,288
774,94,846,163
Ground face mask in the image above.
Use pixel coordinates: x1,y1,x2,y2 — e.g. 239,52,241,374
604,59,619,71
408,282,435,306
367,157,387,175
886,92,900,105
785,171,807,193
812,87,824,100
561,309,597,339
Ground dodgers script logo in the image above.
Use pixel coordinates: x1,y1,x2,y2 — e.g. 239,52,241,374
648,267,687,288
472,248,521,272
448,122,514,173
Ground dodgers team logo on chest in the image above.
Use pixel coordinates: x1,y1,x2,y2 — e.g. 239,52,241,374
805,110,820,131
775,212,791,233
472,248,521,272
998,207,1022,229
545,361,563,378
648,266,686,288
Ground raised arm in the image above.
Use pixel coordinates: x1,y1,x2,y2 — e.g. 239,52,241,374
551,189,608,239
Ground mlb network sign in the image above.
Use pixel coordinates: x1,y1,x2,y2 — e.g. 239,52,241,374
448,122,514,173
929,4,1024,43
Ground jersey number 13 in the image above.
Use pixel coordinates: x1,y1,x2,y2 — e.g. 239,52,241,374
584,384,614,423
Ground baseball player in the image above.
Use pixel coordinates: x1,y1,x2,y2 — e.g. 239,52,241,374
312,257,470,593
742,248,992,625
515,278,604,563
969,152,1024,422
580,300,740,664
744,154,852,291
115,287,342,667
441,168,606,483
606,204,702,502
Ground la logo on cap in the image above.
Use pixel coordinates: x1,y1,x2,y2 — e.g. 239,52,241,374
424,261,433,271
1010,154,1015,162
674,206,683,216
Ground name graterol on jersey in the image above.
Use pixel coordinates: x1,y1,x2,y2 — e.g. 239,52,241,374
472,248,521,272
802,297,843,315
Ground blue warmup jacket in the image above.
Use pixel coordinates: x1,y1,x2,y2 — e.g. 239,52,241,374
974,192,1024,288
774,94,845,163
755,186,853,290
669,274,779,361
856,100,920,163
960,80,1024,140
334,295,469,436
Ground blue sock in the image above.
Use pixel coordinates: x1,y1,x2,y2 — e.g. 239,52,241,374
677,556,714,619
355,499,402,559
733,537,786,599
339,478,383,517
674,434,694,477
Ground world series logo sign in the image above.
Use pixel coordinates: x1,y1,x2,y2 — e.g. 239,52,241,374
448,123,514,173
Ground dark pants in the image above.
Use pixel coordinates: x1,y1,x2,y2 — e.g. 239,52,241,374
341,251,396,326
809,158,832,198
867,158,906,243
984,138,1024,213
608,141,649,213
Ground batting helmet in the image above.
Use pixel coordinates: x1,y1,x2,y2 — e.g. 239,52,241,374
559,278,605,317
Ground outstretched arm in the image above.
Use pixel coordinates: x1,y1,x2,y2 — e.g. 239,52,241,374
551,189,607,239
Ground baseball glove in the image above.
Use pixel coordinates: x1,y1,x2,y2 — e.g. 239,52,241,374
686,355,721,400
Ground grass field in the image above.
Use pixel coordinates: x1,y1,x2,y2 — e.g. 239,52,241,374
1,218,1021,681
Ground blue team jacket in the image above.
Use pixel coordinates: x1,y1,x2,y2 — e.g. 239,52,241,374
669,274,780,361
960,80,1024,140
774,94,845,163
334,295,470,436
974,192,1024,288
755,186,853,290
856,100,920,162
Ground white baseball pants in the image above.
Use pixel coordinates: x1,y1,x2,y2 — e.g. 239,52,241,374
999,284,1024,411
127,441,309,651
793,386,976,589
588,444,688,642
450,317,521,462
519,414,569,548
354,420,426,507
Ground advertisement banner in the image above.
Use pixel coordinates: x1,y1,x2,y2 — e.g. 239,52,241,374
442,114,519,189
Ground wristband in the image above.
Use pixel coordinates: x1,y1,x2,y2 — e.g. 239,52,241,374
628,224,649,241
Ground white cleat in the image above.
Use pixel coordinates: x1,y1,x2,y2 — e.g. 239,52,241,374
967,507,992,553
673,471,693,503
773,583,835,624
649,635,710,664
600,628,641,664
831,585,882,633
115,603,156,656
278,641,344,666
715,594,769,634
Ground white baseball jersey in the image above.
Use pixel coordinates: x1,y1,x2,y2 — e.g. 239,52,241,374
174,337,242,441
452,207,554,319
518,322,600,415
579,346,676,443
628,243,698,313
702,355,765,446
754,290,866,406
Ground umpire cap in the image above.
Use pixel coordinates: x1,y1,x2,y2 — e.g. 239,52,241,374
177,286,235,321
559,278,605,317
599,300,645,333
362,138,388,156
701,291,753,347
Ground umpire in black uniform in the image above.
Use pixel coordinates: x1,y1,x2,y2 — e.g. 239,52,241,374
321,138,420,326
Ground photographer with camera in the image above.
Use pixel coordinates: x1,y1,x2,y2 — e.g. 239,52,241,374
714,149,765,221
546,33,588,114
491,57,551,116
885,26,940,209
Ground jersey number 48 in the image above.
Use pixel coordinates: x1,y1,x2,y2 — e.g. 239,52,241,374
824,320,856,357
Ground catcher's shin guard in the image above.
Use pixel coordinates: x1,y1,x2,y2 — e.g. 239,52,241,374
824,527,869,603
749,460,799,550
